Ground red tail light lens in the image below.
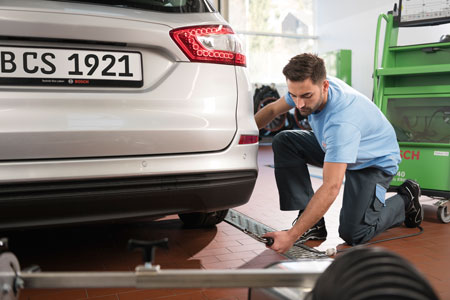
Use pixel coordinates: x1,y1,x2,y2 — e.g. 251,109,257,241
239,135,258,145
170,25,246,67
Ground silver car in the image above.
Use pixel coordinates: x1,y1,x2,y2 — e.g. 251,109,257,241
0,0,258,229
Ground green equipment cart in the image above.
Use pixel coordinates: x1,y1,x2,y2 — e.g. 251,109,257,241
323,49,352,86
373,0,450,223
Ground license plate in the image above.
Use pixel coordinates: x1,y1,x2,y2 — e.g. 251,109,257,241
0,46,143,87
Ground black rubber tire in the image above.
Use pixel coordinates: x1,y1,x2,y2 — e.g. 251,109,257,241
308,247,439,300
178,209,229,228
294,108,312,130
258,97,287,133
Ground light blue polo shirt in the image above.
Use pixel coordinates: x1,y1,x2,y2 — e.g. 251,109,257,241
285,76,401,175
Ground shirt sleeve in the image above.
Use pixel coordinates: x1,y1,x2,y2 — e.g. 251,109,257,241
323,123,361,163
284,92,295,107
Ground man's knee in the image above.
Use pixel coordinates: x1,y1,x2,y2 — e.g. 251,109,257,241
272,130,310,153
339,224,372,246
271,131,291,153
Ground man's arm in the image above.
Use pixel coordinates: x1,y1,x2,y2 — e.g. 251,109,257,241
264,162,347,253
254,95,293,129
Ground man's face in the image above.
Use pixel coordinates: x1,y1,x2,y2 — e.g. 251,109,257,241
287,78,329,116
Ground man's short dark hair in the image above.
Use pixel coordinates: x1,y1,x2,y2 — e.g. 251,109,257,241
282,53,326,84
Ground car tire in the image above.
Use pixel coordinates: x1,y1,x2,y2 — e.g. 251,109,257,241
258,97,287,133
307,247,439,300
178,209,229,228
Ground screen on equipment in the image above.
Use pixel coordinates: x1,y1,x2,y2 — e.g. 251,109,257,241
399,0,450,26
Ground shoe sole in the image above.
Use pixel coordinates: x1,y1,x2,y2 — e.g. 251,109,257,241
296,235,327,243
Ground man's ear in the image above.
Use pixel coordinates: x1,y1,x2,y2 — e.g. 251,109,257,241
322,79,329,93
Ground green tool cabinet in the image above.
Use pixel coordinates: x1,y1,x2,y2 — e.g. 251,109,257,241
373,3,450,202
323,49,352,86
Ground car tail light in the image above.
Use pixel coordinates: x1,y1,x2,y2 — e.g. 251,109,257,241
239,135,258,144
170,25,246,67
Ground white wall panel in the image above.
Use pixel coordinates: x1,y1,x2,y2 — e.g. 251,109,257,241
316,0,450,98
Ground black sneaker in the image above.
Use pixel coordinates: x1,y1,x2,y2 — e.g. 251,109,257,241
295,222,327,243
292,211,325,227
291,211,327,243
398,180,423,228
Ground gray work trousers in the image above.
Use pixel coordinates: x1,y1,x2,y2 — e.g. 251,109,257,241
272,130,406,245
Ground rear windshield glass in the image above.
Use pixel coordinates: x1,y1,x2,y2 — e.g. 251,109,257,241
50,0,216,13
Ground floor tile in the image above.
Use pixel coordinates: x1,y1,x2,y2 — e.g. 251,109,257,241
86,289,133,298
202,289,248,300
28,289,87,300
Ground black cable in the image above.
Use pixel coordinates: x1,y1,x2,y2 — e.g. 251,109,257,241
338,225,424,252
294,226,424,256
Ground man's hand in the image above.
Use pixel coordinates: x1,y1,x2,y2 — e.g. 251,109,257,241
262,162,347,254
263,230,298,254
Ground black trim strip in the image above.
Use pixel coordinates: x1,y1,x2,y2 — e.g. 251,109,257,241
0,170,257,229
0,171,257,200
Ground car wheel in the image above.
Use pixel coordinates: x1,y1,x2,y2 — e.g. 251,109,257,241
178,209,229,228
294,108,312,130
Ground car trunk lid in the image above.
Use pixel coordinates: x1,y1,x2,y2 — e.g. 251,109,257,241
0,1,240,160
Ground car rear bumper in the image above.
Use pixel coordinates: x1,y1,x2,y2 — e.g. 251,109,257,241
0,138,258,229
0,169,257,229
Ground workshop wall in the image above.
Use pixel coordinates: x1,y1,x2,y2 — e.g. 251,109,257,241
316,0,450,98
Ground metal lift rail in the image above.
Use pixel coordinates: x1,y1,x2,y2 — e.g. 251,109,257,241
0,237,440,300
0,237,331,300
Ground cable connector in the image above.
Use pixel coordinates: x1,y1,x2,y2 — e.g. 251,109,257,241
325,248,337,256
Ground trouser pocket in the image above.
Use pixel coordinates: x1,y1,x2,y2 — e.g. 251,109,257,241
364,184,386,226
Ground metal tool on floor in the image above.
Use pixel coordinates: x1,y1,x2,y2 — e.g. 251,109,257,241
225,209,331,259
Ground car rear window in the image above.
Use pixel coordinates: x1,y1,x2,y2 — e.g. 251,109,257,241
50,0,216,13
